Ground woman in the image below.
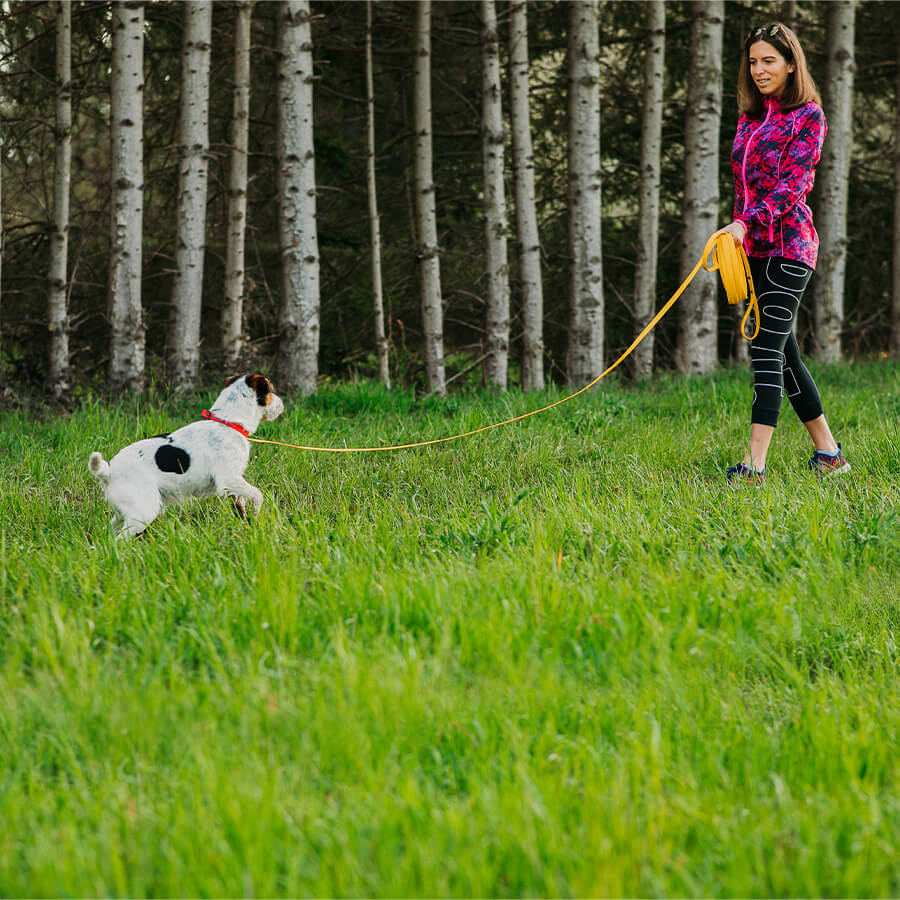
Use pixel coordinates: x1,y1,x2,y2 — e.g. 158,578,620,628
718,23,850,483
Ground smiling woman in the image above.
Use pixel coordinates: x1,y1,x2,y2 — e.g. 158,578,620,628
736,22,821,118
748,33,794,98
715,23,850,484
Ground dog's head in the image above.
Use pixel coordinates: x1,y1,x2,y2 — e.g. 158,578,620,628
214,373,285,432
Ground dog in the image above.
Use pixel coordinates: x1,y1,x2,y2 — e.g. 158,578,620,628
89,373,284,539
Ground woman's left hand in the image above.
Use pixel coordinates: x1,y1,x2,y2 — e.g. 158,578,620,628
716,221,747,245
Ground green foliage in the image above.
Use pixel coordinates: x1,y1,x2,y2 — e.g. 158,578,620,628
1,361,898,895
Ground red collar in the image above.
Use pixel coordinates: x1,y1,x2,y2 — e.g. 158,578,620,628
201,409,249,438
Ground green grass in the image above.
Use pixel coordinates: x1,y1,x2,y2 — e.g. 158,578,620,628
1,360,898,897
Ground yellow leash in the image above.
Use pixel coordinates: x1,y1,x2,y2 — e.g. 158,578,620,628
248,232,759,454
705,231,760,342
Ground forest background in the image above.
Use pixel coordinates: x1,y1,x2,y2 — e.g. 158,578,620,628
1,0,898,402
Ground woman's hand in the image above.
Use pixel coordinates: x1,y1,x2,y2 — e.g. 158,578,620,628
716,220,747,245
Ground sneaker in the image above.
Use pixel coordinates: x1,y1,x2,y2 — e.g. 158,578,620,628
808,443,851,476
726,462,767,485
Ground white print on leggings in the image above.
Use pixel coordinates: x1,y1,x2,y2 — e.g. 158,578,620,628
752,260,812,395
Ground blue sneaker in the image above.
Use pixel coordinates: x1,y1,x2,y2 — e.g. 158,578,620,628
808,443,850,476
726,462,766,485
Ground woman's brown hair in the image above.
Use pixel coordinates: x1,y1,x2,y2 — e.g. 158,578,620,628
737,23,821,118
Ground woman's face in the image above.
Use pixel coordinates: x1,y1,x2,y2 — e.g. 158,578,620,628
748,40,794,97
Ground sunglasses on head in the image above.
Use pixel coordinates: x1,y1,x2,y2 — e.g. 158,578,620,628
749,23,784,41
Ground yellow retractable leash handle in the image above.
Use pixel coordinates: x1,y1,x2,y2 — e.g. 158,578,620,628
248,231,758,454
703,231,759,341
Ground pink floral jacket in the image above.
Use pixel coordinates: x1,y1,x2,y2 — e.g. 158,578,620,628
731,97,827,269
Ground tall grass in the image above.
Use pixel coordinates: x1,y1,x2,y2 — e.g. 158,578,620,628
1,361,898,896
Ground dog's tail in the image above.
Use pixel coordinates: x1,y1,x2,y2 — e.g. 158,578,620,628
89,451,110,483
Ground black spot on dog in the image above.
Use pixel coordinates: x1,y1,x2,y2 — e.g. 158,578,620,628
224,374,241,387
155,445,191,474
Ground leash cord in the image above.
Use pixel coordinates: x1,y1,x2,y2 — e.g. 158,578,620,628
248,232,758,454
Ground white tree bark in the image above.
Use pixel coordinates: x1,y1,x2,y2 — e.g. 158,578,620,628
366,0,390,388
892,26,900,358
814,0,855,363
480,0,509,389
566,0,603,387
414,0,446,396
108,1,145,394
276,0,320,396
676,0,723,375
169,0,211,391
222,1,253,372
632,0,664,381
47,0,71,400
508,0,543,391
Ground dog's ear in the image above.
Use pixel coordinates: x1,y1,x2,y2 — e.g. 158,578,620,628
223,374,242,387
245,373,273,406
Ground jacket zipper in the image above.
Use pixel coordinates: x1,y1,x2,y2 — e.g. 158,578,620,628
740,98,774,232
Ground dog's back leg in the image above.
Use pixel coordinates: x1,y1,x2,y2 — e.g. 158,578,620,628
117,514,156,540
108,485,162,539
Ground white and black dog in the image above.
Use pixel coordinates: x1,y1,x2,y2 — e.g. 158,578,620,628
89,373,284,539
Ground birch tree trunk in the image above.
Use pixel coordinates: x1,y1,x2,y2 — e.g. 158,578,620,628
276,0,320,396
222,1,253,372
814,0,855,363
566,0,603,387
632,0,664,381
676,0,723,375
414,0,446,396
108,1,145,394
366,0,390,388
480,0,509,389
892,26,900,357
508,0,543,391
47,0,71,400
169,0,211,391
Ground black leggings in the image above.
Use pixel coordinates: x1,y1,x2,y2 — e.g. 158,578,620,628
749,256,823,428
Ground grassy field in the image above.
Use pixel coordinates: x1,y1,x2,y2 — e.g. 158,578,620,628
1,360,898,897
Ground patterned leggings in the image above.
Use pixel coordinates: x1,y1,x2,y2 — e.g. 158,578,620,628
749,256,823,428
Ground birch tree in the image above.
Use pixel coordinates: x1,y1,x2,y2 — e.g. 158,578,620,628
814,0,855,363
508,0,543,391
676,0,723,375
480,0,509,389
108,1,145,394
168,0,211,390
414,0,446,396
47,0,71,400
222,1,253,372
366,0,390,388
632,0,664,381
567,0,603,387
893,26,900,357
276,0,320,396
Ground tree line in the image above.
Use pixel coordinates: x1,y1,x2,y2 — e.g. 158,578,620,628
1,0,898,401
